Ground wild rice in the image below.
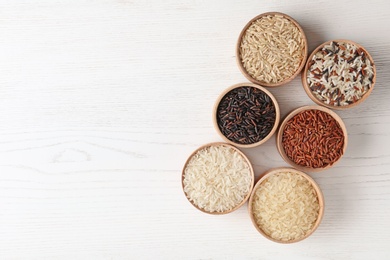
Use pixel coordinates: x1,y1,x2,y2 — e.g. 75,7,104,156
307,41,374,106
239,14,306,84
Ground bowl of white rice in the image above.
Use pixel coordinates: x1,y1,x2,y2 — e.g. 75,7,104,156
182,142,254,215
248,167,324,243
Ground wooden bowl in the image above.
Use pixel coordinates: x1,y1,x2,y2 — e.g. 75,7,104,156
213,83,280,148
248,167,324,243
276,105,348,172
181,142,255,215
302,39,376,110
236,12,308,87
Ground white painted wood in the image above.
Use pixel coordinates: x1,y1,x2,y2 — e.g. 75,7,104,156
0,0,389,259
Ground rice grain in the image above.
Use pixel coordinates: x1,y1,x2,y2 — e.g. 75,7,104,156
251,171,320,242
183,144,253,213
239,14,306,84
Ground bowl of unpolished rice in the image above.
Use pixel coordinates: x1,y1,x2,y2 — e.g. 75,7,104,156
302,39,376,109
276,105,348,172
182,142,254,215
248,167,324,243
236,12,308,87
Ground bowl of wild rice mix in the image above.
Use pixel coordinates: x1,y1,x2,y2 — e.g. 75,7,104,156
248,167,324,243
276,106,348,172
302,40,376,109
237,12,308,87
182,143,254,215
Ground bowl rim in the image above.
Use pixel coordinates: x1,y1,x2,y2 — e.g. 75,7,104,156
301,39,376,110
276,105,348,172
181,142,255,215
212,82,280,148
248,167,325,243
236,11,308,87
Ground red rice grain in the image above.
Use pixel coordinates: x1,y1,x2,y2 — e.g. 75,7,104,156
282,110,344,168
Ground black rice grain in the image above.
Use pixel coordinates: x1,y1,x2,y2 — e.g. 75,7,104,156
217,86,276,144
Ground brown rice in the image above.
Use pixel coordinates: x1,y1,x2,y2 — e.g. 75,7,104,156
239,14,306,84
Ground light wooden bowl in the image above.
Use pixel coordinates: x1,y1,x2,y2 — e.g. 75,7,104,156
213,83,280,148
302,39,376,110
248,167,324,243
236,12,308,87
276,105,348,172
181,142,255,215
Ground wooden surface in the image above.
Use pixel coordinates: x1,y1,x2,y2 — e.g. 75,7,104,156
0,0,389,259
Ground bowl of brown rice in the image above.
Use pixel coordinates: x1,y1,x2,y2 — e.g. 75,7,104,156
248,167,324,243
276,105,348,172
182,142,254,215
302,39,376,109
236,12,308,87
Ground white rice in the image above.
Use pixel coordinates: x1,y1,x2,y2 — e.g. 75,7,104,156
183,145,252,213
251,171,320,241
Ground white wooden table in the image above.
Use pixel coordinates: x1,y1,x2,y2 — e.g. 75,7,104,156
1,0,389,259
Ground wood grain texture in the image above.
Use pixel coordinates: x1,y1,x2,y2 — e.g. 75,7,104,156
0,0,389,259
